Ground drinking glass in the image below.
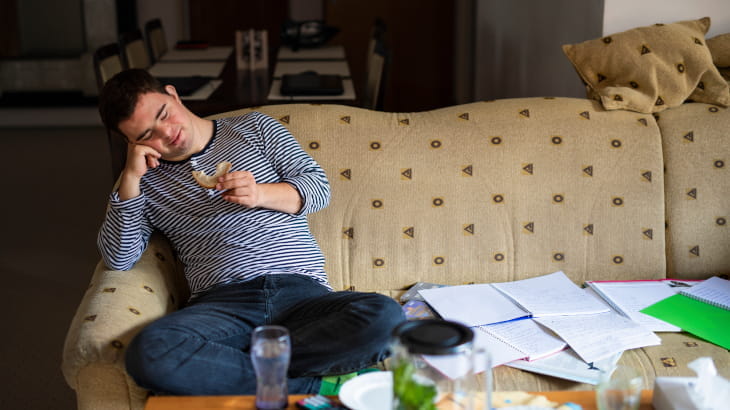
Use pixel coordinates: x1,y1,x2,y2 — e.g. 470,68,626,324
251,325,291,410
596,365,643,410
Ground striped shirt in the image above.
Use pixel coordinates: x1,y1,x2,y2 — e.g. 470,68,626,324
98,112,331,295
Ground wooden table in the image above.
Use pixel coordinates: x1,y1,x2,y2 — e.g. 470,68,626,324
183,55,271,117
144,390,654,409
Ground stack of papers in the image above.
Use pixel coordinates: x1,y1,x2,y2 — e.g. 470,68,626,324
418,271,662,383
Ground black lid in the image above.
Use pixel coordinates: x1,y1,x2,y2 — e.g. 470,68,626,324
393,319,474,355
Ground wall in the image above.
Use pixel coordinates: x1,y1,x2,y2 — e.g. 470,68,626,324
473,0,604,101
136,0,187,49
16,0,85,57
604,0,730,38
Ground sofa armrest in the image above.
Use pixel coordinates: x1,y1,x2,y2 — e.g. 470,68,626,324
62,232,188,396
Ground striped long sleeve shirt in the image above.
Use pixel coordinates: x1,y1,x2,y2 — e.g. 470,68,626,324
97,112,331,295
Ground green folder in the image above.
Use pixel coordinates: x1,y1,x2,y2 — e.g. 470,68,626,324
641,294,730,350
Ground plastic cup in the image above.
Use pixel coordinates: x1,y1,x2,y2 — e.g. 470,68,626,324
251,325,291,410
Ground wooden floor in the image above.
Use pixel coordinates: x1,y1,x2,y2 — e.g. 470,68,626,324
0,124,112,410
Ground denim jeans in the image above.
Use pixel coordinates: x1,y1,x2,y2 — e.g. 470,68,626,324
125,274,405,395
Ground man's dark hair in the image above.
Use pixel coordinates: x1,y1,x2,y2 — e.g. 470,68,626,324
98,68,167,139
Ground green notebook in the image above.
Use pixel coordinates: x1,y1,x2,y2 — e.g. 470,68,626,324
641,293,730,349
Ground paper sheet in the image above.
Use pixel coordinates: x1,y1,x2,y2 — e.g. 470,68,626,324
423,326,525,379
507,349,622,385
587,281,684,332
482,319,567,361
419,283,529,327
534,311,661,363
493,271,610,317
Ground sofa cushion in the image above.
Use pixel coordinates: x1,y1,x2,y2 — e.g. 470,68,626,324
655,103,730,279
214,98,667,295
707,33,730,67
562,17,730,114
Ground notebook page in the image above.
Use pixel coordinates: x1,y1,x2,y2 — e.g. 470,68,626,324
586,281,683,332
534,311,661,363
419,283,529,327
679,276,730,310
492,271,610,317
481,318,567,361
424,327,526,379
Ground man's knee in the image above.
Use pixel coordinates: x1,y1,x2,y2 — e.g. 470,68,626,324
355,293,406,337
125,326,191,391
375,293,406,327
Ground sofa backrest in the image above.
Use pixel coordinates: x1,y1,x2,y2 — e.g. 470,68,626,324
655,103,730,280
214,97,667,295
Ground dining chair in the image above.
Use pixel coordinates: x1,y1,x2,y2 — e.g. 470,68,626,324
93,43,130,182
363,36,389,111
145,18,168,63
363,19,388,110
93,43,126,91
120,29,151,69
366,18,387,72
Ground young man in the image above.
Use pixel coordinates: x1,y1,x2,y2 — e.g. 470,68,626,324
97,69,404,395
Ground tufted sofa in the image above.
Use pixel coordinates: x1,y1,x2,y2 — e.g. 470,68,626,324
62,98,729,410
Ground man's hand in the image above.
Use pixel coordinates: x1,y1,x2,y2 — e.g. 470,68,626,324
217,171,302,214
118,144,162,201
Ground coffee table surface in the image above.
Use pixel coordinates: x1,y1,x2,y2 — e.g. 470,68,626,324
144,389,654,409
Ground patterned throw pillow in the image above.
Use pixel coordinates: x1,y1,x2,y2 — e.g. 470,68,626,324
707,33,730,67
562,17,730,113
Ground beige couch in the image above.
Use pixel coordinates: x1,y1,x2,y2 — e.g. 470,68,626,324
62,98,729,410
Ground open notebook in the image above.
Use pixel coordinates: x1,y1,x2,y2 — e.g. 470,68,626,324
679,276,730,310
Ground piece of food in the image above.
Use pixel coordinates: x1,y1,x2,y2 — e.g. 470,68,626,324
192,161,232,188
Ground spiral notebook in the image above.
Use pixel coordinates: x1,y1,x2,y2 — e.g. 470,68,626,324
678,276,730,310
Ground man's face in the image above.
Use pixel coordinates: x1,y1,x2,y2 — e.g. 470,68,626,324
118,86,195,161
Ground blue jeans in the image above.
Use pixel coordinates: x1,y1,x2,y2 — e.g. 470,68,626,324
125,274,405,395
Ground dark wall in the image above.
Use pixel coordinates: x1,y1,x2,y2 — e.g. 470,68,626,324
325,0,456,112
189,0,289,51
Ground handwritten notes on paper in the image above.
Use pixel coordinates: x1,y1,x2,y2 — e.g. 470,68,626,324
417,271,664,380
534,312,661,363
481,318,567,361
585,280,687,331
491,271,610,317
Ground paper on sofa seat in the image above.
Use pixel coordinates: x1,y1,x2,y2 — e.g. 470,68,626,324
492,271,610,317
481,318,567,361
508,349,622,385
534,311,661,363
423,325,526,379
419,283,529,327
585,280,692,332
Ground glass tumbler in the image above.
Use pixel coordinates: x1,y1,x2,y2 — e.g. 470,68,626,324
596,365,643,410
251,325,291,410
